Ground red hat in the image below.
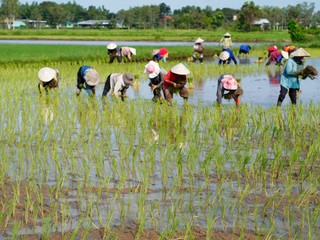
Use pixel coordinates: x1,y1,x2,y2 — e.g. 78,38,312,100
268,45,277,53
159,48,169,57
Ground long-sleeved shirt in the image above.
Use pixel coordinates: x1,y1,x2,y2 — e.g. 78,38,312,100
220,37,232,49
239,45,251,54
163,71,187,89
218,49,237,65
121,47,133,60
280,58,304,89
266,50,281,66
102,73,129,98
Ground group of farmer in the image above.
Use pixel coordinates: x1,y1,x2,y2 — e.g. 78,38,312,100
264,45,317,106
37,32,317,107
37,61,191,105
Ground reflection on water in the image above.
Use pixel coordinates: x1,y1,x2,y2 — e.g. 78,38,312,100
238,57,250,65
266,64,282,85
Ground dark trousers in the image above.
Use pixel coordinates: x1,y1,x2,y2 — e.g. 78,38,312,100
102,74,111,97
277,85,298,104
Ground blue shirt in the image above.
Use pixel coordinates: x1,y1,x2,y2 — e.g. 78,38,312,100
218,49,237,65
280,58,304,89
239,45,251,53
80,65,92,77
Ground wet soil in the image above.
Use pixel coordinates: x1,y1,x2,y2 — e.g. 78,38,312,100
0,176,266,239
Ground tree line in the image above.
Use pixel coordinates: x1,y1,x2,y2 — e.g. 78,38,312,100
1,0,319,31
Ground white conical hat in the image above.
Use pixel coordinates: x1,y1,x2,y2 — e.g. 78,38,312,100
281,50,289,60
195,37,204,43
107,43,117,50
38,67,56,82
152,49,160,56
290,48,310,57
171,63,190,75
84,68,100,86
224,32,231,37
219,51,230,61
129,47,136,55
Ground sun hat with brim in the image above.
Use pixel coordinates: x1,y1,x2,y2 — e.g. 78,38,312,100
219,51,230,61
224,32,231,37
129,47,136,55
123,73,134,85
152,49,160,56
84,68,100,86
221,75,238,90
145,61,160,79
38,67,56,82
107,43,117,50
290,48,311,58
281,50,289,60
195,37,204,43
171,63,190,75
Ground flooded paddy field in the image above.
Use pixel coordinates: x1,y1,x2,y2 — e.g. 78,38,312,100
0,57,319,239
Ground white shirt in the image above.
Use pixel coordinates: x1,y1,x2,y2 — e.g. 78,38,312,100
109,73,127,97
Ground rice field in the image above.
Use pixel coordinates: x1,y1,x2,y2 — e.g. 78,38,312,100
0,53,319,239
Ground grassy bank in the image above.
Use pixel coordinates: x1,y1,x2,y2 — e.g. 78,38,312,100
0,28,291,42
1,43,320,66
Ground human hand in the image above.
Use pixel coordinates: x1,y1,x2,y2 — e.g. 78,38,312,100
151,84,157,90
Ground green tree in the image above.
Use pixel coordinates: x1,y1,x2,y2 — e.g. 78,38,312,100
237,1,260,31
288,19,306,42
38,1,67,28
1,0,20,29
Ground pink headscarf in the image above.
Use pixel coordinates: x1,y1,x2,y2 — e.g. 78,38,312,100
221,75,238,90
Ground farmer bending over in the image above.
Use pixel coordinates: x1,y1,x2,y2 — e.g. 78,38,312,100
163,63,190,104
76,65,100,96
216,74,243,107
38,67,60,94
102,73,134,101
144,60,167,101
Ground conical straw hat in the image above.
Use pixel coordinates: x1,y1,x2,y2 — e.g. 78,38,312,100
219,51,230,61
195,37,204,43
38,67,56,82
84,68,100,86
171,63,190,75
290,48,310,57
107,43,117,50
281,50,289,60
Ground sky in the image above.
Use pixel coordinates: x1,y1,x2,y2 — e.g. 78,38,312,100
19,0,319,12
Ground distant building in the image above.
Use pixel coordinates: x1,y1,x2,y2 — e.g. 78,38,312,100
12,21,26,28
77,19,125,29
77,20,110,28
253,18,270,30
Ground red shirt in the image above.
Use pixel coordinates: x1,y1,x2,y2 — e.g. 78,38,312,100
163,71,186,89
